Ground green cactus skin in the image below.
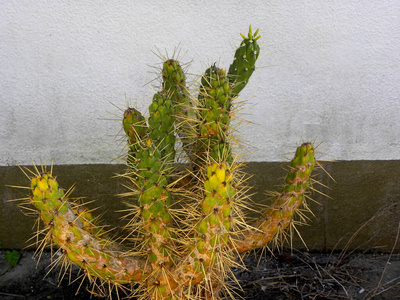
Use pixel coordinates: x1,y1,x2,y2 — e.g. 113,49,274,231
196,65,233,164
125,91,179,297
123,107,147,145
142,160,238,299
123,107,148,170
130,138,182,299
162,59,196,159
127,94,177,281
134,139,176,269
124,91,176,175
162,59,186,91
162,59,187,105
148,91,176,167
181,162,235,283
29,173,151,285
235,142,316,253
228,25,261,99
164,66,236,296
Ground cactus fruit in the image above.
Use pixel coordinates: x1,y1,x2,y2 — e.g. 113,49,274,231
15,26,326,299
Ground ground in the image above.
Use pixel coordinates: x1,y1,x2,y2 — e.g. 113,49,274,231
0,249,399,299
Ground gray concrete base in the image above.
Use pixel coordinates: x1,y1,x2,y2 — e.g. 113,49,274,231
1,161,399,251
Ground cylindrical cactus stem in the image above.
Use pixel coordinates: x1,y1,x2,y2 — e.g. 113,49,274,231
29,173,151,285
234,142,316,253
123,107,147,145
162,66,238,296
148,91,176,168
195,65,233,166
149,64,238,295
123,107,148,169
123,90,179,298
162,59,186,95
162,59,187,110
167,160,236,296
134,138,176,270
162,59,196,159
228,25,261,99
127,137,180,299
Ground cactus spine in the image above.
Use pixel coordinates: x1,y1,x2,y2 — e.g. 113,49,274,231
17,26,323,299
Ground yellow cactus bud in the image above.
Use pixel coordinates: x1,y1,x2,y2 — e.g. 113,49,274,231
47,177,59,191
215,163,226,183
209,173,220,190
37,177,49,191
30,177,38,190
32,186,43,200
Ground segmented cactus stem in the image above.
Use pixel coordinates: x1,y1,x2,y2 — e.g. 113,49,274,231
234,143,316,253
123,107,147,170
162,59,197,161
148,91,176,167
134,139,176,270
196,65,233,165
29,173,151,285
228,25,261,99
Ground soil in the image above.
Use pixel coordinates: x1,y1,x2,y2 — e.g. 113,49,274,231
0,249,399,300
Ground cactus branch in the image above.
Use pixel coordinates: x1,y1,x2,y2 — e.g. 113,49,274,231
234,143,316,253
29,172,151,285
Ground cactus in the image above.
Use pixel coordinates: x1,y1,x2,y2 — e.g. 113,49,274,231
16,26,324,299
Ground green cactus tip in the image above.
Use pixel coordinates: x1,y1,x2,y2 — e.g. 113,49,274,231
240,25,261,41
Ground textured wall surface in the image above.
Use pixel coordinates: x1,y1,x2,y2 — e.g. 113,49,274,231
1,0,399,165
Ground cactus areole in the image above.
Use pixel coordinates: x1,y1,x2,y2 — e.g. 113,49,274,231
17,26,322,299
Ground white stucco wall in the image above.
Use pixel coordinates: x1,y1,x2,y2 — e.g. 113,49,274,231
1,1,399,165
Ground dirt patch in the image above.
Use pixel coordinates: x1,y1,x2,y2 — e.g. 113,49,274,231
233,250,400,299
0,249,399,299
0,250,99,299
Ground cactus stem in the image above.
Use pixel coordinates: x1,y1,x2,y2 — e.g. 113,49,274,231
15,165,153,297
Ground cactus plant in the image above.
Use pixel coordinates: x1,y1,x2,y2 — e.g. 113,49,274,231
16,26,322,299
